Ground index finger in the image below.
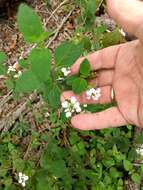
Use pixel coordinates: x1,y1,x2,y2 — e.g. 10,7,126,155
70,44,121,75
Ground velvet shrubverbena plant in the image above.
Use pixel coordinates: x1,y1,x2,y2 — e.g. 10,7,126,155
0,3,143,190
0,4,99,112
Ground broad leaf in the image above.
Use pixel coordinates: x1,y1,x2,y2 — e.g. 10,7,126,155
80,58,91,77
55,41,83,66
17,4,47,43
72,77,87,94
15,70,42,93
48,85,61,108
29,48,51,82
123,159,133,171
131,173,141,184
66,75,78,86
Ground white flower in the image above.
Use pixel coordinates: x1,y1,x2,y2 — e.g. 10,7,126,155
83,104,87,107
73,102,80,109
61,67,71,77
119,28,126,37
62,101,68,108
14,71,22,78
57,77,64,81
66,112,72,118
70,96,77,104
18,172,29,187
136,145,143,156
45,112,50,117
86,88,101,101
75,106,81,113
7,66,16,74
62,97,82,118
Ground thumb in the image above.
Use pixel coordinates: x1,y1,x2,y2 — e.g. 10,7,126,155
106,0,143,42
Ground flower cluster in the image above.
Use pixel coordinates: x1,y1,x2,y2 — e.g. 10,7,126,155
18,172,29,187
86,88,101,101
136,145,143,156
62,97,81,118
61,67,71,77
7,66,17,74
7,63,22,78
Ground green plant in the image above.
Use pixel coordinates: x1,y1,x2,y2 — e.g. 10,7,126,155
0,2,143,190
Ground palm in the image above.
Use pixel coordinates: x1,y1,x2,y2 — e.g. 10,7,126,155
113,40,143,127
62,0,143,130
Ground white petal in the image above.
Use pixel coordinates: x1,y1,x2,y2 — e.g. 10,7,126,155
64,108,70,113
86,90,92,96
21,182,26,187
73,102,80,108
64,71,68,76
83,104,87,107
90,88,96,93
66,112,72,118
24,175,29,181
18,179,22,184
61,67,67,73
62,101,68,108
70,96,77,104
18,172,23,177
57,77,64,81
76,107,81,113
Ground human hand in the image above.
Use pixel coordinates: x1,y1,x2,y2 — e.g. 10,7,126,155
61,0,143,130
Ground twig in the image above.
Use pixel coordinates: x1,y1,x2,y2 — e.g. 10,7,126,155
45,0,69,25
46,8,74,48
0,90,13,108
0,93,37,132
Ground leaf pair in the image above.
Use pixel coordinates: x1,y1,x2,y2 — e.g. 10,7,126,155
66,59,91,94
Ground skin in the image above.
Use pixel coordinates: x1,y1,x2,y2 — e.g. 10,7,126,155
61,0,143,130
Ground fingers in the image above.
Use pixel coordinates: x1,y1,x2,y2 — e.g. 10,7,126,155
61,86,112,104
71,107,127,130
89,69,114,87
106,0,143,42
70,45,121,75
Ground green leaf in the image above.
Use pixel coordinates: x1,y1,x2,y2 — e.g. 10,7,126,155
72,77,87,94
131,173,141,184
102,158,115,168
123,159,133,171
17,4,47,43
0,52,7,75
135,133,143,144
80,58,91,77
66,75,78,86
29,48,51,82
102,29,124,48
0,52,7,64
48,85,61,108
55,41,83,66
13,158,25,171
18,59,30,69
15,70,42,93
5,79,14,90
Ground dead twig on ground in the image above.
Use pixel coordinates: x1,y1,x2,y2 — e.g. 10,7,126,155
46,8,74,48
0,93,37,132
45,0,69,26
